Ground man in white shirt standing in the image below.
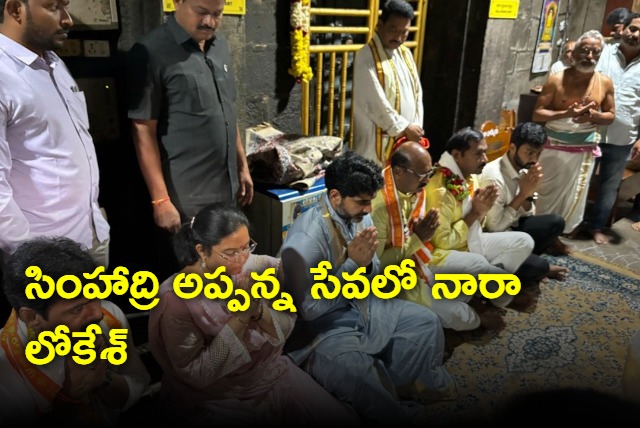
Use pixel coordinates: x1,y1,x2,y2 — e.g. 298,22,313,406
588,13,640,244
351,0,424,165
0,0,110,266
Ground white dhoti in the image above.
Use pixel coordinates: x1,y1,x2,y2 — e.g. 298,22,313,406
537,149,596,234
538,118,599,234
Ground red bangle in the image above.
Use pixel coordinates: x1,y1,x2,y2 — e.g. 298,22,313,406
151,197,170,206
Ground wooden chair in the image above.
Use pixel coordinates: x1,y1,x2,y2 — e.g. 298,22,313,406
481,109,516,162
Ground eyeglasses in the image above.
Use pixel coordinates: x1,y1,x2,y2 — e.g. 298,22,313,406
401,166,436,181
213,239,258,262
577,47,601,56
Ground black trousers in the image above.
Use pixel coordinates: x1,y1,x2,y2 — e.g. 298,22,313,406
513,214,565,283
151,226,181,282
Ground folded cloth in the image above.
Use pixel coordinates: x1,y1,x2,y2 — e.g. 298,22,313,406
248,133,343,187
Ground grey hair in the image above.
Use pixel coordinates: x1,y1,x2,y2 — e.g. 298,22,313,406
560,40,576,55
575,30,605,49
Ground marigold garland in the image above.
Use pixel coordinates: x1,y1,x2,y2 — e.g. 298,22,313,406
437,166,471,201
289,0,313,83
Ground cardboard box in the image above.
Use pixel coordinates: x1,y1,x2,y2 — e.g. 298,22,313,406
243,178,326,257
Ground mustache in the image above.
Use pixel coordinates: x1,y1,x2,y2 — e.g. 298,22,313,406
198,25,214,31
575,62,596,72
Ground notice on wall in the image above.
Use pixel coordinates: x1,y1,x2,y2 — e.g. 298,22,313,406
68,0,118,30
531,0,560,73
489,0,520,19
163,0,246,15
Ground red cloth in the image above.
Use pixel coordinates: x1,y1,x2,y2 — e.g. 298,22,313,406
386,136,431,166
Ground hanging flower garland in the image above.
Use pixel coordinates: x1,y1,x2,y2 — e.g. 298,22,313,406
289,0,313,83
437,166,472,201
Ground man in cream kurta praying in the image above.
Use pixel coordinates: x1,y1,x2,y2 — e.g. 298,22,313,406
352,0,424,165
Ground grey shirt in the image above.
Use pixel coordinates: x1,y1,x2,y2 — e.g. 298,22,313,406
280,195,379,362
128,15,239,218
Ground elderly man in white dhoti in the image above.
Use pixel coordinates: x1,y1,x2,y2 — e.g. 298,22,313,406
532,30,615,236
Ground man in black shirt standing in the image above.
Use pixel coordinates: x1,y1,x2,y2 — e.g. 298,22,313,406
128,0,253,231
127,0,253,275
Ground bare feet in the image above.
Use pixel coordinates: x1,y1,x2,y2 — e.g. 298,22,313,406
545,237,572,256
546,264,569,281
479,311,507,331
591,229,610,245
632,221,640,232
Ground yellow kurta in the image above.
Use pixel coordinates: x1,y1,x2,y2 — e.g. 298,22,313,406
372,190,432,308
424,171,479,265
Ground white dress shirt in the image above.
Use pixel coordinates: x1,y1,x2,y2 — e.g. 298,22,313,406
0,33,109,257
596,42,640,146
479,154,535,232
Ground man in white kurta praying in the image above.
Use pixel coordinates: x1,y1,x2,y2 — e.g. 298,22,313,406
352,0,424,165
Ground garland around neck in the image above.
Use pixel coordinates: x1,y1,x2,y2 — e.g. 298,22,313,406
436,165,470,201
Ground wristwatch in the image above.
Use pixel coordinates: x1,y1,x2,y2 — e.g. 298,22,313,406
526,192,539,202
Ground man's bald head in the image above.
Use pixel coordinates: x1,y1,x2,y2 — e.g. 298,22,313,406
390,141,433,193
391,141,431,169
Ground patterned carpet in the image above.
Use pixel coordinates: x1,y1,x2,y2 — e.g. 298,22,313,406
425,254,640,427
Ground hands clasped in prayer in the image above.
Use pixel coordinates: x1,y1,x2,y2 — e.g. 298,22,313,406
567,100,598,123
235,298,264,325
518,163,543,199
61,333,109,400
472,184,500,218
348,226,379,267
413,208,441,242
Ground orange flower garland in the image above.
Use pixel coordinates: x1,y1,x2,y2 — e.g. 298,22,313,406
289,0,313,83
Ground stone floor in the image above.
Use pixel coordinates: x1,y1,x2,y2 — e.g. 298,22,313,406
560,200,640,275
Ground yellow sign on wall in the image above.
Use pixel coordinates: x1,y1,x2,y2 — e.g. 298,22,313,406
489,0,520,19
163,0,246,15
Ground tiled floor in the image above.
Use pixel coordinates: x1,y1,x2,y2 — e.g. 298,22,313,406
560,203,640,276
